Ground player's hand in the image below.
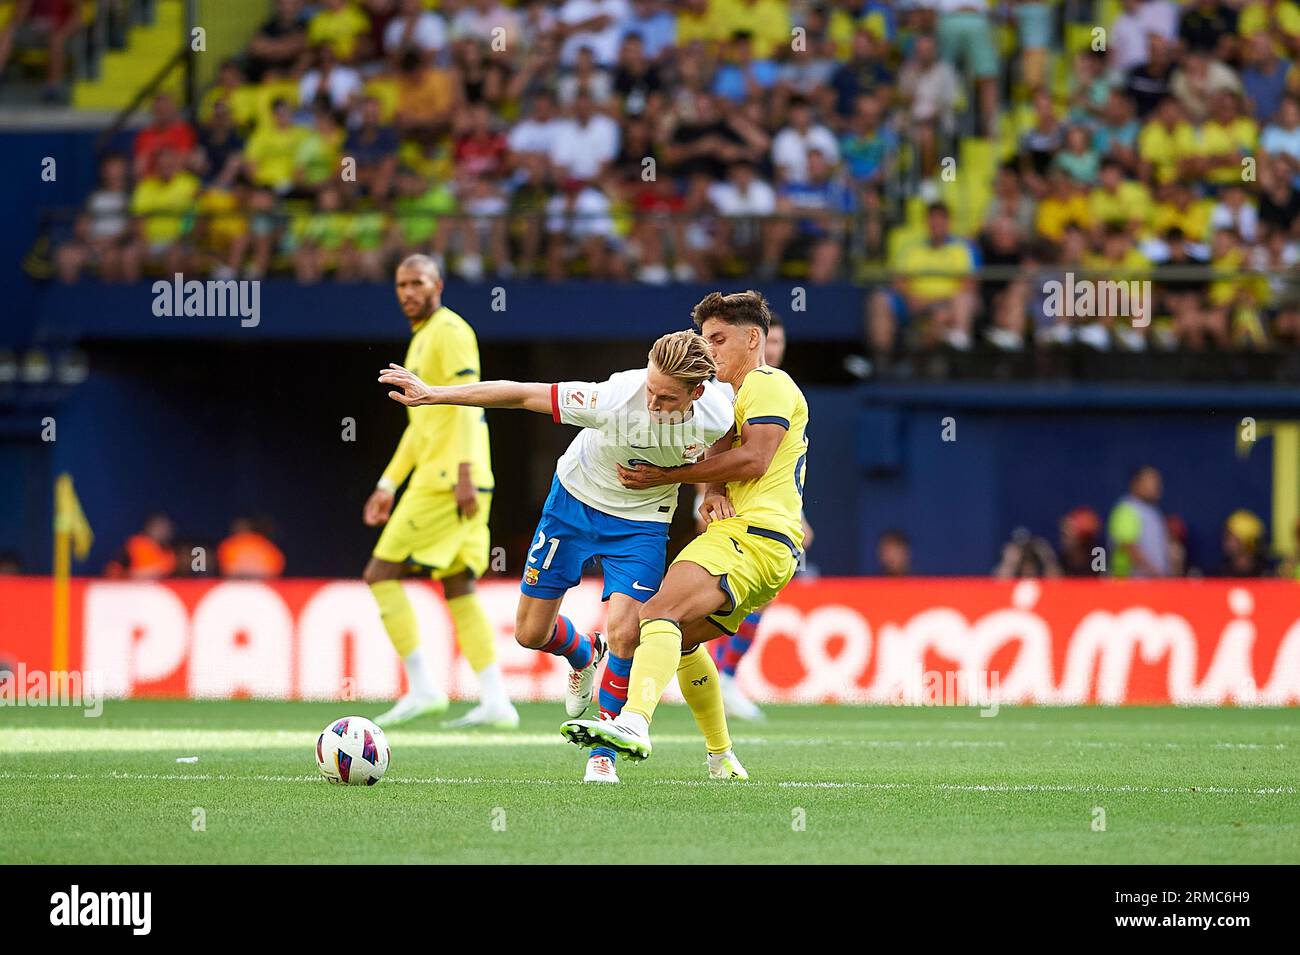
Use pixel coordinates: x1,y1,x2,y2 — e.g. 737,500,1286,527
698,493,735,525
454,474,479,520
379,364,437,406
616,462,672,489
364,487,394,526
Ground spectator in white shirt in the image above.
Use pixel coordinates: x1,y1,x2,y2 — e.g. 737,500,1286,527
558,0,631,68
557,44,614,106
1210,184,1259,244
299,44,362,112
549,90,621,182
545,90,623,278
771,97,839,184
450,0,522,51
1261,96,1300,179
898,33,959,180
384,0,448,63
507,91,566,167
708,159,777,265
1110,0,1180,76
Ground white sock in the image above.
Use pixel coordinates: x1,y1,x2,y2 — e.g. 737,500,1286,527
476,662,510,709
403,647,440,698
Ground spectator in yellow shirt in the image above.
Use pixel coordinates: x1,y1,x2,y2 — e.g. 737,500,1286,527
869,202,977,357
1196,90,1259,185
245,98,310,193
195,166,251,278
1084,225,1153,281
1150,181,1215,242
131,148,200,274
1138,96,1198,185
1035,169,1092,242
711,0,791,59
395,49,461,144
676,0,724,47
1204,227,1252,348
1238,0,1300,53
308,0,371,62
1088,158,1152,238
200,60,260,131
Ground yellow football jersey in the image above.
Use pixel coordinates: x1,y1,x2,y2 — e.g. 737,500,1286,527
381,306,493,493
725,366,809,550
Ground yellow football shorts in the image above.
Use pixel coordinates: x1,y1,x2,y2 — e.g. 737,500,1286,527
673,516,799,635
372,487,492,579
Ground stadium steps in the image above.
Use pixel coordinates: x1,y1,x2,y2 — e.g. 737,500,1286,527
952,137,995,234
72,0,185,111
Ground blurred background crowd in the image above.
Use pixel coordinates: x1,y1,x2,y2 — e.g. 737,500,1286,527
0,463,1290,579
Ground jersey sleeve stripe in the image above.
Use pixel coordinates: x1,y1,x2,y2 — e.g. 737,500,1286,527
550,382,561,423
747,415,790,429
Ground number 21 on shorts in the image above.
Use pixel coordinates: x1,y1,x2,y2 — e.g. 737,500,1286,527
528,530,560,569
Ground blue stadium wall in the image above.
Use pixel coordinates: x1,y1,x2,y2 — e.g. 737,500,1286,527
1,344,1287,578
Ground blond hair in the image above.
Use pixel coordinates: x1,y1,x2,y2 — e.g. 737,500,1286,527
648,330,716,390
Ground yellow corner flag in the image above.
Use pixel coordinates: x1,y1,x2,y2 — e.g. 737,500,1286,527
53,474,93,672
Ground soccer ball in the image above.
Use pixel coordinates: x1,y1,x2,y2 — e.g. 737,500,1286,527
316,716,390,785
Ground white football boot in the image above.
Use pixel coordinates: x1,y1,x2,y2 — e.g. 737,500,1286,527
561,712,652,760
565,632,607,717
443,700,520,729
373,691,449,727
583,754,620,784
707,749,749,781
720,672,765,722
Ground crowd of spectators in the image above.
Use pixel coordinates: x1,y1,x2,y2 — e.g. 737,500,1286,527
49,1,1300,354
102,513,287,579
991,464,1294,579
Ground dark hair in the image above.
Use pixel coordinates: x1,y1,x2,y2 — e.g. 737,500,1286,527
768,312,784,330
690,290,772,334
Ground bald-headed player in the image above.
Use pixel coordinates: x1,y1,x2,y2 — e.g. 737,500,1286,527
364,255,517,728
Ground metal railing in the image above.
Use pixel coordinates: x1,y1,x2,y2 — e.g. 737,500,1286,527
31,205,1300,286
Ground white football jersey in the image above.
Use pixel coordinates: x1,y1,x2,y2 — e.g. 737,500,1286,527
551,368,735,523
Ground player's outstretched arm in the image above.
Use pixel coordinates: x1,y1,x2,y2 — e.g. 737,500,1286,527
379,364,552,414
619,421,785,489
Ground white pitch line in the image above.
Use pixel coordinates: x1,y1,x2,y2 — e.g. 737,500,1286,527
0,770,1292,797
774,781,1298,796
8,728,1287,754
0,729,727,753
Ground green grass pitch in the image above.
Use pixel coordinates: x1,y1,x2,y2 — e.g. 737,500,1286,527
2,700,1297,863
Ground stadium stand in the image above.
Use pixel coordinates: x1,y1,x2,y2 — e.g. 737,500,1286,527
29,0,1300,363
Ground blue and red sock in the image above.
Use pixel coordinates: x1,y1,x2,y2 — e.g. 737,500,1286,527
712,611,762,677
540,614,597,670
592,651,632,762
